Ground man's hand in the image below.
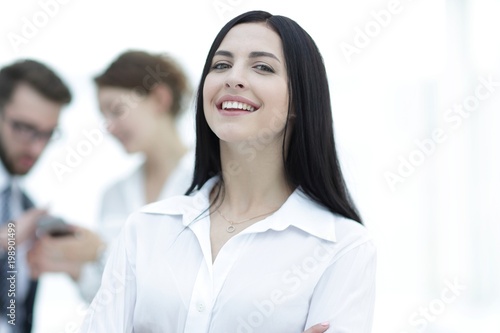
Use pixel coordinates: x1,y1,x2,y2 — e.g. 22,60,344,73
0,208,46,249
303,322,330,333
37,226,103,262
27,226,103,280
27,245,82,279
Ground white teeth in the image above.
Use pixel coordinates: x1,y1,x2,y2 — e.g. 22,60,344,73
222,101,256,112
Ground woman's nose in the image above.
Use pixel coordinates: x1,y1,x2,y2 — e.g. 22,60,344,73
224,67,247,90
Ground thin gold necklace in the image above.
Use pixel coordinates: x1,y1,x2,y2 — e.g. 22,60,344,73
217,208,278,233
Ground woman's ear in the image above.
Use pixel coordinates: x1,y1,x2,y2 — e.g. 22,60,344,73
150,83,173,115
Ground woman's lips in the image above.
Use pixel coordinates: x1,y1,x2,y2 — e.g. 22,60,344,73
221,101,256,112
218,108,253,116
216,95,260,112
18,156,35,168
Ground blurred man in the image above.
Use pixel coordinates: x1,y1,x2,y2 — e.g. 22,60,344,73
0,59,71,333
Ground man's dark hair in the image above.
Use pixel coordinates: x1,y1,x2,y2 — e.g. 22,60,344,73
0,59,72,111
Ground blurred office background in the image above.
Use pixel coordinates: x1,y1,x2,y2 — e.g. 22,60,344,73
0,0,498,332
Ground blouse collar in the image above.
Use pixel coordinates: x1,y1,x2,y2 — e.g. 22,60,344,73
141,176,337,242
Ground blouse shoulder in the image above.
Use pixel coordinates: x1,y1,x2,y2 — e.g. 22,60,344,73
329,214,376,260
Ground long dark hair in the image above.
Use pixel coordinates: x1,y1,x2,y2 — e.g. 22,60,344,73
186,10,362,224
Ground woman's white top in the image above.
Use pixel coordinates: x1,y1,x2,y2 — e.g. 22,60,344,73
79,177,376,333
76,152,194,303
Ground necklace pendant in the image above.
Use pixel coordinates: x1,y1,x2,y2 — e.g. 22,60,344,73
226,225,236,233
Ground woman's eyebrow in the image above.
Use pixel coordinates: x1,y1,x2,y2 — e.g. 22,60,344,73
249,51,280,63
214,50,233,58
214,50,281,63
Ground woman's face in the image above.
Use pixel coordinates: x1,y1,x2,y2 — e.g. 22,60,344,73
98,87,159,153
203,22,289,147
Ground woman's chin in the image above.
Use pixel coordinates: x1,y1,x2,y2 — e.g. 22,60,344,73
122,143,140,154
215,133,251,145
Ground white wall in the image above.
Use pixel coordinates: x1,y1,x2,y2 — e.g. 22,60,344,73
1,0,498,332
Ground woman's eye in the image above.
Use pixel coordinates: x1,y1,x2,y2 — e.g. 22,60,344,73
13,122,32,132
110,108,126,118
255,64,274,73
211,62,230,70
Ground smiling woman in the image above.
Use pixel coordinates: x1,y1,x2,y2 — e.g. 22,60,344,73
80,10,376,333
203,23,289,145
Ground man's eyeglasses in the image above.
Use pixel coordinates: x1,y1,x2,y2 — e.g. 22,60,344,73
2,117,60,143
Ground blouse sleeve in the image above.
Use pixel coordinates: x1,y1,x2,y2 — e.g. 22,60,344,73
76,182,126,303
305,240,377,333
76,246,110,303
78,214,138,333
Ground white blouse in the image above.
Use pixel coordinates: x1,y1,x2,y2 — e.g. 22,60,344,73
79,177,376,333
77,152,194,303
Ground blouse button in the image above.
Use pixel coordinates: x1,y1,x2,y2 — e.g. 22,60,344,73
197,302,205,312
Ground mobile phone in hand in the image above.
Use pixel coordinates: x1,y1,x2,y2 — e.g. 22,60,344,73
37,215,74,237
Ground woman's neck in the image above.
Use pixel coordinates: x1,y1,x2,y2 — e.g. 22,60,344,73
216,141,293,215
142,120,188,202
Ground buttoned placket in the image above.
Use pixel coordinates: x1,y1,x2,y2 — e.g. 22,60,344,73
182,211,256,333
